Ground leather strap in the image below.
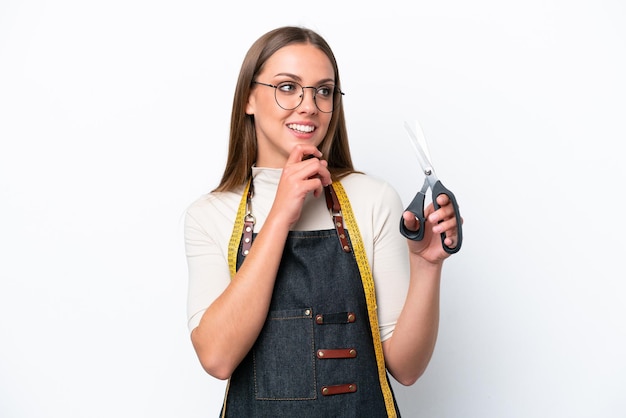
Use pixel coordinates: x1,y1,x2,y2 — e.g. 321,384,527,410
241,184,255,256
316,348,357,359
240,182,352,257
321,383,357,396
324,185,351,253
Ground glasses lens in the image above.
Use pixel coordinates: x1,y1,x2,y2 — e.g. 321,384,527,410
314,85,336,113
274,82,339,113
274,82,303,111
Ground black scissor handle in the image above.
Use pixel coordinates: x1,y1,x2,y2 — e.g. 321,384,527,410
400,180,463,254
399,191,427,241
432,180,462,254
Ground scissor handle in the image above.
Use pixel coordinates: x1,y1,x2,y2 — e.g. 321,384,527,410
399,191,427,241
432,180,463,254
399,180,463,254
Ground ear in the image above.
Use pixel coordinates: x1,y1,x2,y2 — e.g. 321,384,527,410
245,92,256,115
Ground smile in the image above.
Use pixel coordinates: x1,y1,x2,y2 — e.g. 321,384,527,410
287,123,315,133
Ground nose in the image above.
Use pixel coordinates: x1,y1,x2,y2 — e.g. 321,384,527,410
298,86,318,113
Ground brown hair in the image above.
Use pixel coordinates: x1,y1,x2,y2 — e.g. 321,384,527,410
213,26,355,192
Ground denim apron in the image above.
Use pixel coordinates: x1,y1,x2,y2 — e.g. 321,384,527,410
222,182,400,417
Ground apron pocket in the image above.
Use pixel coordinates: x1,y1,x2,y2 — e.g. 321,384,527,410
253,307,315,400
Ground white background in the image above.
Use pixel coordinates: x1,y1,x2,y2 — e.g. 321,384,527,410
1,1,625,417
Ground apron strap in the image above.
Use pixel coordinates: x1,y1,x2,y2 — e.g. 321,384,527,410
324,185,351,253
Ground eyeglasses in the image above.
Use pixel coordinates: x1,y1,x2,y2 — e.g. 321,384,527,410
252,80,344,113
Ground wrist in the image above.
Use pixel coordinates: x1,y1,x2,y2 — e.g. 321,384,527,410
410,252,444,273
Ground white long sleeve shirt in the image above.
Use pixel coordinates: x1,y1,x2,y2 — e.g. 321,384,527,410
184,167,410,342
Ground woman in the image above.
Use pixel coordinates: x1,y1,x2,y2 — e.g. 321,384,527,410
185,26,461,417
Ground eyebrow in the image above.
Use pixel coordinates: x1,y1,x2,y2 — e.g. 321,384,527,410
273,72,336,85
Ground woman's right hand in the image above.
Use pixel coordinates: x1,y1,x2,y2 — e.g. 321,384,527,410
271,144,332,227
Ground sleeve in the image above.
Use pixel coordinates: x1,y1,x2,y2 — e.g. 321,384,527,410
370,181,411,342
184,205,232,333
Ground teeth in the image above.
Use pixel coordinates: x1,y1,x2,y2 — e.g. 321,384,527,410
288,123,315,133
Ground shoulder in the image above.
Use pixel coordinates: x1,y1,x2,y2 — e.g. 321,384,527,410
184,188,243,231
339,172,402,204
338,172,404,224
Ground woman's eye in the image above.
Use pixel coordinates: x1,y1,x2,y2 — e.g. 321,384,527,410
317,86,332,98
278,83,298,94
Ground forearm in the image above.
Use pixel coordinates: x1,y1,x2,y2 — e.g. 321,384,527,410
383,255,442,386
191,215,290,380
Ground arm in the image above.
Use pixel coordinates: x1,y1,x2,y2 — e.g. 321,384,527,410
190,209,291,380
383,194,461,385
382,254,442,385
189,145,332,380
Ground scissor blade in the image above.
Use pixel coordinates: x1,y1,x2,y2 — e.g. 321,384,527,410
410,120,432,162
403,121,435,177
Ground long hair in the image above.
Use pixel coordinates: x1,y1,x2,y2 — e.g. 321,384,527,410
213,26,355,192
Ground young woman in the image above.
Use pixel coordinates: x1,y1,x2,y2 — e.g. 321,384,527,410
184,26,461,417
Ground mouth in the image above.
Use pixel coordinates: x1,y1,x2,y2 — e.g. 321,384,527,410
287,123,315,134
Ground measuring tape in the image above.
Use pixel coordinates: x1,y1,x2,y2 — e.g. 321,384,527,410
227,179,251,278
332,181,397,418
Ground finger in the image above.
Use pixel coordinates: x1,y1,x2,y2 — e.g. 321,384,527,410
309,177,324,198
402,211,421,232
432,216,458,236
443,235,458,249
306,161,329,197
316,159,332,186
285,145,331,185
292,157,331,186
435,193,450,205
428,200,456,224
283,158,331,199
287,144,323,164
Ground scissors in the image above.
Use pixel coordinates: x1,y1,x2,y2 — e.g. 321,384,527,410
399,121,463,254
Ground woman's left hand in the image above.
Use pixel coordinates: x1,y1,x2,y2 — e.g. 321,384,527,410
401,193,462,263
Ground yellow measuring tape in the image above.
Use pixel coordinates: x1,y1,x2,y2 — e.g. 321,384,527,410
226,179,396,417
222,180,252,418
332,181,397,418
227,179,251,279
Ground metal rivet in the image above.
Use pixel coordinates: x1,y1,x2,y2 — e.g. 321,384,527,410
349,349,357,357
343,245,350,251
322,387,329,395
244,237,250,243
304,309,311,316
317,350,324,358
245,226,252,232
347,313,355,322
349,384,355,392
315,314,323,324
243,249,249,255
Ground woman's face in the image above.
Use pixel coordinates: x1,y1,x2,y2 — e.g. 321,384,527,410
246,43,335,168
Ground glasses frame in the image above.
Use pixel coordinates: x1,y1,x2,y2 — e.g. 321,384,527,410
252,81,344,113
